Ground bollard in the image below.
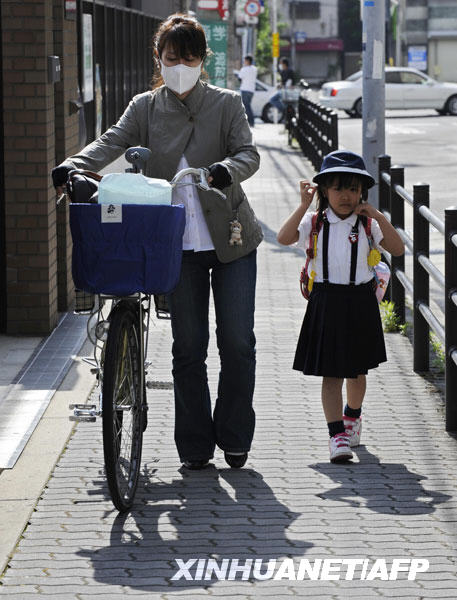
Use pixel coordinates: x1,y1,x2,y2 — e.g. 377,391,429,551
445,207,457,432
390,166,406,324
378,155,391,214
413,184,430,372
330,110,338,151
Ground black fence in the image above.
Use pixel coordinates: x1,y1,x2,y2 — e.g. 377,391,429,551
294,97,338,170
378,155,457,432
81,1,160,144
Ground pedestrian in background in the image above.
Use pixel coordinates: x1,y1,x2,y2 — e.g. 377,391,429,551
269,57,295,119
277,151,404,463
238,55,257,127
52,13,263,471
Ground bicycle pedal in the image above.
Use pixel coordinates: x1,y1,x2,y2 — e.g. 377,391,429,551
69,404,99,421
146,380,174,390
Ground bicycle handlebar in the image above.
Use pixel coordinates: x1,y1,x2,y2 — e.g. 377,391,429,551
170,167,227,200
55,147,228,203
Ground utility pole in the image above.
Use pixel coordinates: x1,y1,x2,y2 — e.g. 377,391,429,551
272,0,278,86
395,0,404,66
226,0,237,90
362,0,386,208
290,1,296,71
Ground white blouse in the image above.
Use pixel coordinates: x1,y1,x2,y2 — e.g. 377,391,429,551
297,207,384,285
172,155,215,252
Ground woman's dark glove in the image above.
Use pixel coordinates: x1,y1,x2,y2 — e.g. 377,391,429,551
208,162,232,190
51,164,74,188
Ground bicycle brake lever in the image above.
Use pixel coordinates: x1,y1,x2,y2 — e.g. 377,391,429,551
197,168,212,191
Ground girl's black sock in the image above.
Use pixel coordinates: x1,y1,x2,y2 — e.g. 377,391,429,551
344,404,362,419
328,420,345,437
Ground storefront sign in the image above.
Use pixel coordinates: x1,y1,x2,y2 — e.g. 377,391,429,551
201,22,228,88
408,46,427,71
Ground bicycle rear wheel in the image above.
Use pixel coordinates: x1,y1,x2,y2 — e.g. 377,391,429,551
102,302,144,511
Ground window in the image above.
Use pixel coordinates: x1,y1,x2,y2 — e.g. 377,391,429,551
290,1,320,20
346,71,362,82
385,71,402,84
400,71,427,84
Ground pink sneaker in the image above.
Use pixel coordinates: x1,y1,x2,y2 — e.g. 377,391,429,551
344,415,362,447
329,432,353,463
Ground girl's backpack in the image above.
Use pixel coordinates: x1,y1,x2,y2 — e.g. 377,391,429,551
299,212,390,302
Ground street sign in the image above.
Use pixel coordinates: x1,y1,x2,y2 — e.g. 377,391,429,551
218,0,229,20
244,0,261,17
244,15,259,25
295,31,307,43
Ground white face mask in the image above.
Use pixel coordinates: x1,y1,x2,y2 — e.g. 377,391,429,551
160,60,202,95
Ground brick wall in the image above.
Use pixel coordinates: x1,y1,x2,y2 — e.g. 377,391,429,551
2,1,59,334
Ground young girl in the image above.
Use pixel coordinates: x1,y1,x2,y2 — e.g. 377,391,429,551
277,150,404,463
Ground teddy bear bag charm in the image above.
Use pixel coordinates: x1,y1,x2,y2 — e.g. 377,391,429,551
229,218,243,246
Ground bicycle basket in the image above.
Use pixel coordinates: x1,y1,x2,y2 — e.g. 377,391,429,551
69,204,185,296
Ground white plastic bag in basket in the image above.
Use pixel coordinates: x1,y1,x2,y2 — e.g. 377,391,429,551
98,172,172,206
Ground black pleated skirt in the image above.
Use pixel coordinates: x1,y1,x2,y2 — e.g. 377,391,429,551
293,279,387,378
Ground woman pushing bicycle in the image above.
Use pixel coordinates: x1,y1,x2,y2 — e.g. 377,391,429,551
52,13,263,471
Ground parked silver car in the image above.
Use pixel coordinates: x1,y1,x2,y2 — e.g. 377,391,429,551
318,67,457,117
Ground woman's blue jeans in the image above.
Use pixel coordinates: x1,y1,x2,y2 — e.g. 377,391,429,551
168,249,257,462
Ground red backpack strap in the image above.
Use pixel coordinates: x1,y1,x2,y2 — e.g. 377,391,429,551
304,212,321,267
305,212,320,257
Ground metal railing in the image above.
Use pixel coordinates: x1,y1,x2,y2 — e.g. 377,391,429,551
294,97,338,170
378,155,457,432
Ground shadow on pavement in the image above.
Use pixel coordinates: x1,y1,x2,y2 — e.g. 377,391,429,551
77,466,312,591
310,446,451,514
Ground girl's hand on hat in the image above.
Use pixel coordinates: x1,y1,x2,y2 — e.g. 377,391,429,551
355,201,378,219
300,180,316,208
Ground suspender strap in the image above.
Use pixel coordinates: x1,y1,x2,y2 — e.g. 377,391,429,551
322,218,330,282
349,217,360,285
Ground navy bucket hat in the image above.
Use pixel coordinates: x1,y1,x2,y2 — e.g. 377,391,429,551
312,150,376,189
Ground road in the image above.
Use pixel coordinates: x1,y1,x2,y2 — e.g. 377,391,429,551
335,108,457,220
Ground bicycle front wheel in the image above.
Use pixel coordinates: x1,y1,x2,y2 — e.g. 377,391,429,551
102,303,144,512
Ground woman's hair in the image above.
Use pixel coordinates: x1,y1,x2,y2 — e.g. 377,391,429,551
315,172,369,222
151,13,209,88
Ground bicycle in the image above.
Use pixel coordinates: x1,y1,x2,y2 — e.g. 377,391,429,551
60,147,226,512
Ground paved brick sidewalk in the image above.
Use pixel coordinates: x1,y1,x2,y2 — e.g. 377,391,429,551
1,124,456,599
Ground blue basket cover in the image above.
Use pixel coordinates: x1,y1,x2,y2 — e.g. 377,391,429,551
69,204,186,296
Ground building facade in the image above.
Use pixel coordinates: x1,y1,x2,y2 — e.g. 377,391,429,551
404,0,457,81
277,0,342,85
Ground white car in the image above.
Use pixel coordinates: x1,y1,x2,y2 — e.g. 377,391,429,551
318,67,457,117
